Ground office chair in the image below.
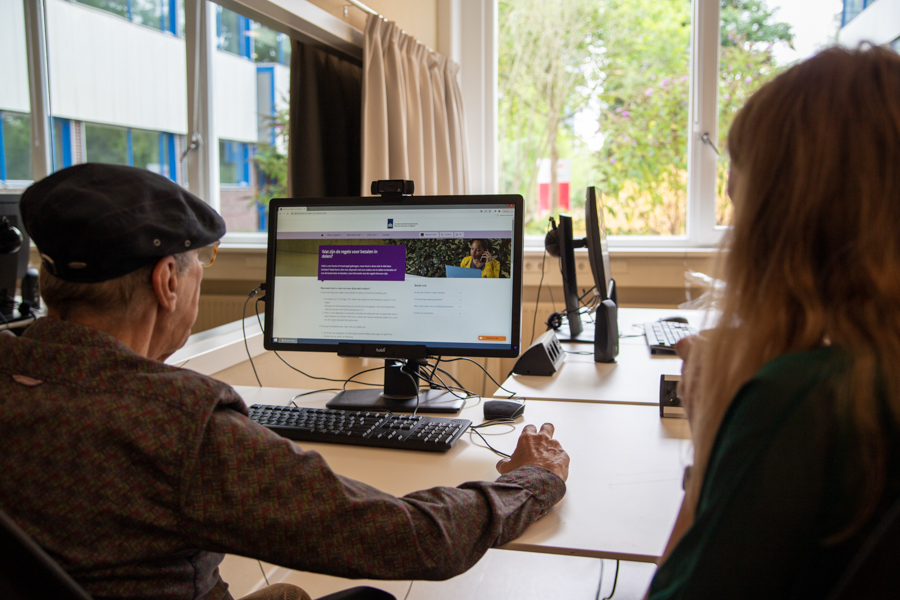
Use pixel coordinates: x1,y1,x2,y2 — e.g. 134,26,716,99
0,508,93,600
826,494,900,600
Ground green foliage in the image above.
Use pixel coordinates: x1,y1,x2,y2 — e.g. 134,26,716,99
385,239,513,279
253,103,289,207
498,0,604,219
498,0,798,235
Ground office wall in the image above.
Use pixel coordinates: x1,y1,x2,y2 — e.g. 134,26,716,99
47,0,189,133
213,52,259,143
839,0,900,46
2,0,262,142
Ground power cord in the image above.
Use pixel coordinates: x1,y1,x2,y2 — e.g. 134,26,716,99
243,285,264,387
530,240,549,345
595,559,620,600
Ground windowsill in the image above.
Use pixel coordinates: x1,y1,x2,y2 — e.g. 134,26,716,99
220,233,722,258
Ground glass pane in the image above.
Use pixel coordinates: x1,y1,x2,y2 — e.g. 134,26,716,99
281,34,291,66
131,0,162,30
499,0,691,237
219,140,241,184
252,22,279,63
2,112,33,181
76,0,129,19
1,1,31,185
218,7,242,55
213,2,290,232
716,0,841,226
85,124,129,165
132,129,161,173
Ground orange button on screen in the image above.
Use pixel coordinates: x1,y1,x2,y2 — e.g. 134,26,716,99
478,336,507,341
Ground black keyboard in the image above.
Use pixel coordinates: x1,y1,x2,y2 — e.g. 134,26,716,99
248,405,471,452
644,321,697,355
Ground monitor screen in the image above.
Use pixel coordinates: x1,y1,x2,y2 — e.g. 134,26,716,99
263,195,524,412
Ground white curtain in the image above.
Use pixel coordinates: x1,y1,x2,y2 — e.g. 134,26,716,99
361,15,470,196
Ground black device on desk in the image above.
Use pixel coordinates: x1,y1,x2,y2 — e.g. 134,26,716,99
0,194,32,321
248,405,471,452
261,189,524,414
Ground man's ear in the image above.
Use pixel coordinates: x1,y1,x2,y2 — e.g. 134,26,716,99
151,256,179,313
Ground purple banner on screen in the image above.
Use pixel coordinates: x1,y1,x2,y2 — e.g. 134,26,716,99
318,245,407,282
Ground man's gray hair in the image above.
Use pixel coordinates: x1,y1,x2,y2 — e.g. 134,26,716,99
40,252,194,320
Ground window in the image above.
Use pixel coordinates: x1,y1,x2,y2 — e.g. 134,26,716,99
496,0,835,246
75,0,184,35
0,111,32,183
0,0,32,186
217,6,250,57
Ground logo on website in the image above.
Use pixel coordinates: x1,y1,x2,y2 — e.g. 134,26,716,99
387,218,394,229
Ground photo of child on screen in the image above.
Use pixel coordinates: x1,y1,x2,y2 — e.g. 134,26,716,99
460,239,500,278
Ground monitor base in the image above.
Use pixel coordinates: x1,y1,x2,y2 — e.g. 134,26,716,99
326,388,465,413
555,320,595,344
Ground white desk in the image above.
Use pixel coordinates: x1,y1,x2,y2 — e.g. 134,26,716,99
497,307,708,405
235,385,690,564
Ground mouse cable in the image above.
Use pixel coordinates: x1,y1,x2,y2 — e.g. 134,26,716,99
595,559,620,600
243,286,263,387
467,423,513,459
438,356,520,398
402,581,413,600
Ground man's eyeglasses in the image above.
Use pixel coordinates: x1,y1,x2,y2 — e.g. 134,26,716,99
197,241,220,268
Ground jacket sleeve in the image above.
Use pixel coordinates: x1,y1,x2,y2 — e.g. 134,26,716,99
482,260,501,278
178,407,566,581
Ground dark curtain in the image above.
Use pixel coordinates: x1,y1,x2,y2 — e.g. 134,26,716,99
289,41,362,197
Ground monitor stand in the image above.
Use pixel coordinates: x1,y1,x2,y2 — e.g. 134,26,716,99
326,359,465,414
555,320,595,344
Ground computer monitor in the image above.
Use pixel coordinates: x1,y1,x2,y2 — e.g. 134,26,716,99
0,194,30,320
263,194,524,413
584,186,616,304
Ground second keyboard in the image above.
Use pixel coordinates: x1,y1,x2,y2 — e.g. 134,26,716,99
248,405,471,452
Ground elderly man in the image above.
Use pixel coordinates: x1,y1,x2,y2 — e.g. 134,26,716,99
0,164,569,600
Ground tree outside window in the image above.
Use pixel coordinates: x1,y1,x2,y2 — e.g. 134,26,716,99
498,0,795,237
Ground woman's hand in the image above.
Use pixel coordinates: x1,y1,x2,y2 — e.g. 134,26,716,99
481,250,494,264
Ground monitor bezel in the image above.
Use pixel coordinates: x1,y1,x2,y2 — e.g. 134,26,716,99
263,194,525,359
584,186,614,302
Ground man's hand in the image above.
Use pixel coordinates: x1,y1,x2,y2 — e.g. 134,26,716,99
496,423,569,482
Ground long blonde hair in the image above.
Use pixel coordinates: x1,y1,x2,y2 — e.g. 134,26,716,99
686,45,900,537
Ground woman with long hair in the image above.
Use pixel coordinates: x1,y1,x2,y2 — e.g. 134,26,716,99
649,45,900,598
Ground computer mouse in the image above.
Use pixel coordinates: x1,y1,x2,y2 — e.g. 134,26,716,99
483,399,525,420
661,316,689,324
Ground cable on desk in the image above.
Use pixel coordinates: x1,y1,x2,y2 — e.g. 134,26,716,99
468,420,518,459
243,286,263,387
289,389,343,407
439,356,521,398
257,559,270,586
402,581,413,600
595,559,620,600
530,234,549,346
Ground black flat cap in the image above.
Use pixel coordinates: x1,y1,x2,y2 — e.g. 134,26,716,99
21,163,226,283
